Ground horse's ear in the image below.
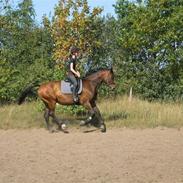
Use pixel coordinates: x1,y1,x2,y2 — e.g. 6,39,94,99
110,67,114,74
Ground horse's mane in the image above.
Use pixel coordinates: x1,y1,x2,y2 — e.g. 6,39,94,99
83,68,111,80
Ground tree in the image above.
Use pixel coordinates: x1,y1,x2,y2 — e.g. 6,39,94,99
0,0,54,103
52,0,103,71
114,0,183,100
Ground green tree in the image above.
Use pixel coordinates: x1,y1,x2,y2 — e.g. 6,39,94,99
0,0,54,103
114,0,183,100
52,0,103,71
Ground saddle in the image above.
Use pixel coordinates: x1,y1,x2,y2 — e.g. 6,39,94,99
61,79,82,94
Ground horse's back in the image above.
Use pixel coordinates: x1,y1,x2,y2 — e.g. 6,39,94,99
38,81,61,98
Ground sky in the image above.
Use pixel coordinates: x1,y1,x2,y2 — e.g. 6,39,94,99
30,0,117,22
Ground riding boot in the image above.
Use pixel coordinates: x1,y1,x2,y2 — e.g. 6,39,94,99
73,87,79,103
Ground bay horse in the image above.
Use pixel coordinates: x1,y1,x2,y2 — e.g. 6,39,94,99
18,68,115,133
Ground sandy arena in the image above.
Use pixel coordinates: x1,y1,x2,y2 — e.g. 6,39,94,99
0,128,183,183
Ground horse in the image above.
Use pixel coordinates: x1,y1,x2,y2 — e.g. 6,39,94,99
18,68,115,133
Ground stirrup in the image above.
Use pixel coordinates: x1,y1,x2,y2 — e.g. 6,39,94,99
73,96,79,103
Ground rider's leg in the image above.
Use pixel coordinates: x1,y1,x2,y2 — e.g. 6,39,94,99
68,74,78,102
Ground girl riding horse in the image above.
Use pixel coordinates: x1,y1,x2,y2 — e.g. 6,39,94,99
18,65,115,133
66,46,80,103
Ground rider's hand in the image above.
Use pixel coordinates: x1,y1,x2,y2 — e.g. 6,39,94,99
72,55,76,59
77,71,80,78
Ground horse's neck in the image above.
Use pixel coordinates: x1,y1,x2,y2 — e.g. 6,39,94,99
84,71,104,86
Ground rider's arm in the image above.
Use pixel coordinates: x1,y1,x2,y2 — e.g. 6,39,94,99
70,63,80,77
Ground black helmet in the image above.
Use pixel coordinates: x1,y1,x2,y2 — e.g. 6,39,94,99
70,46,80,54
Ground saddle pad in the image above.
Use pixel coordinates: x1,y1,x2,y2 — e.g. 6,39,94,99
61,80,82,94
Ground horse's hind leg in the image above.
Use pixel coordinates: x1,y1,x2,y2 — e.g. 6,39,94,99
42,98,67,132
49,111,62,129
49,110,68,133
46,100,68,133
42,100,59,132
47,101,62,131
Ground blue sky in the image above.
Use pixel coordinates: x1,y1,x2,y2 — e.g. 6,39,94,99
30,0,117,22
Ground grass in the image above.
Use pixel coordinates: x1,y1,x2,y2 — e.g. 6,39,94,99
0,96,183,129
0,102,44,129
100,96,183,128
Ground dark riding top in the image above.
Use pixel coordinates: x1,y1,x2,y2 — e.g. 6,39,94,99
66,55,79,102
67,56,77,76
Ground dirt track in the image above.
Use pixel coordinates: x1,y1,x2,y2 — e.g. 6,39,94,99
0,128,183,183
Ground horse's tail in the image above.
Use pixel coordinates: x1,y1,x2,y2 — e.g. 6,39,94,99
18,81,40,105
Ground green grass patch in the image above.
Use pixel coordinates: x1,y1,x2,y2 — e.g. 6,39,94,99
99,96,183,128
0,96,183,129
0,102,43,129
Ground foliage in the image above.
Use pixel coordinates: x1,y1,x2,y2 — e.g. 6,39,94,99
114,0,183,100
1,0,183,104
0,0,54,103
52,0,103,70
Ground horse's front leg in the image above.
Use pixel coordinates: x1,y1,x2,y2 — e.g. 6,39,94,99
44,108,50,130
92,102,106,132
80,101,106,132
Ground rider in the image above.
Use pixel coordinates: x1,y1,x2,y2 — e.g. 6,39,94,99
66,46,81,103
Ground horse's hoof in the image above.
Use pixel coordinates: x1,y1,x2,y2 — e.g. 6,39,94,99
61,123,67,130
100,124,106,133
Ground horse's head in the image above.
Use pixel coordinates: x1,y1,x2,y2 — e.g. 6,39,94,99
103,68,116,90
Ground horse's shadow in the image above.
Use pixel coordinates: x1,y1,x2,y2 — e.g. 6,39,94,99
60,115,101,133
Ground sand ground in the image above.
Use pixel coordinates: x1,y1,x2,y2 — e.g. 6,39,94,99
0,128,183,183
